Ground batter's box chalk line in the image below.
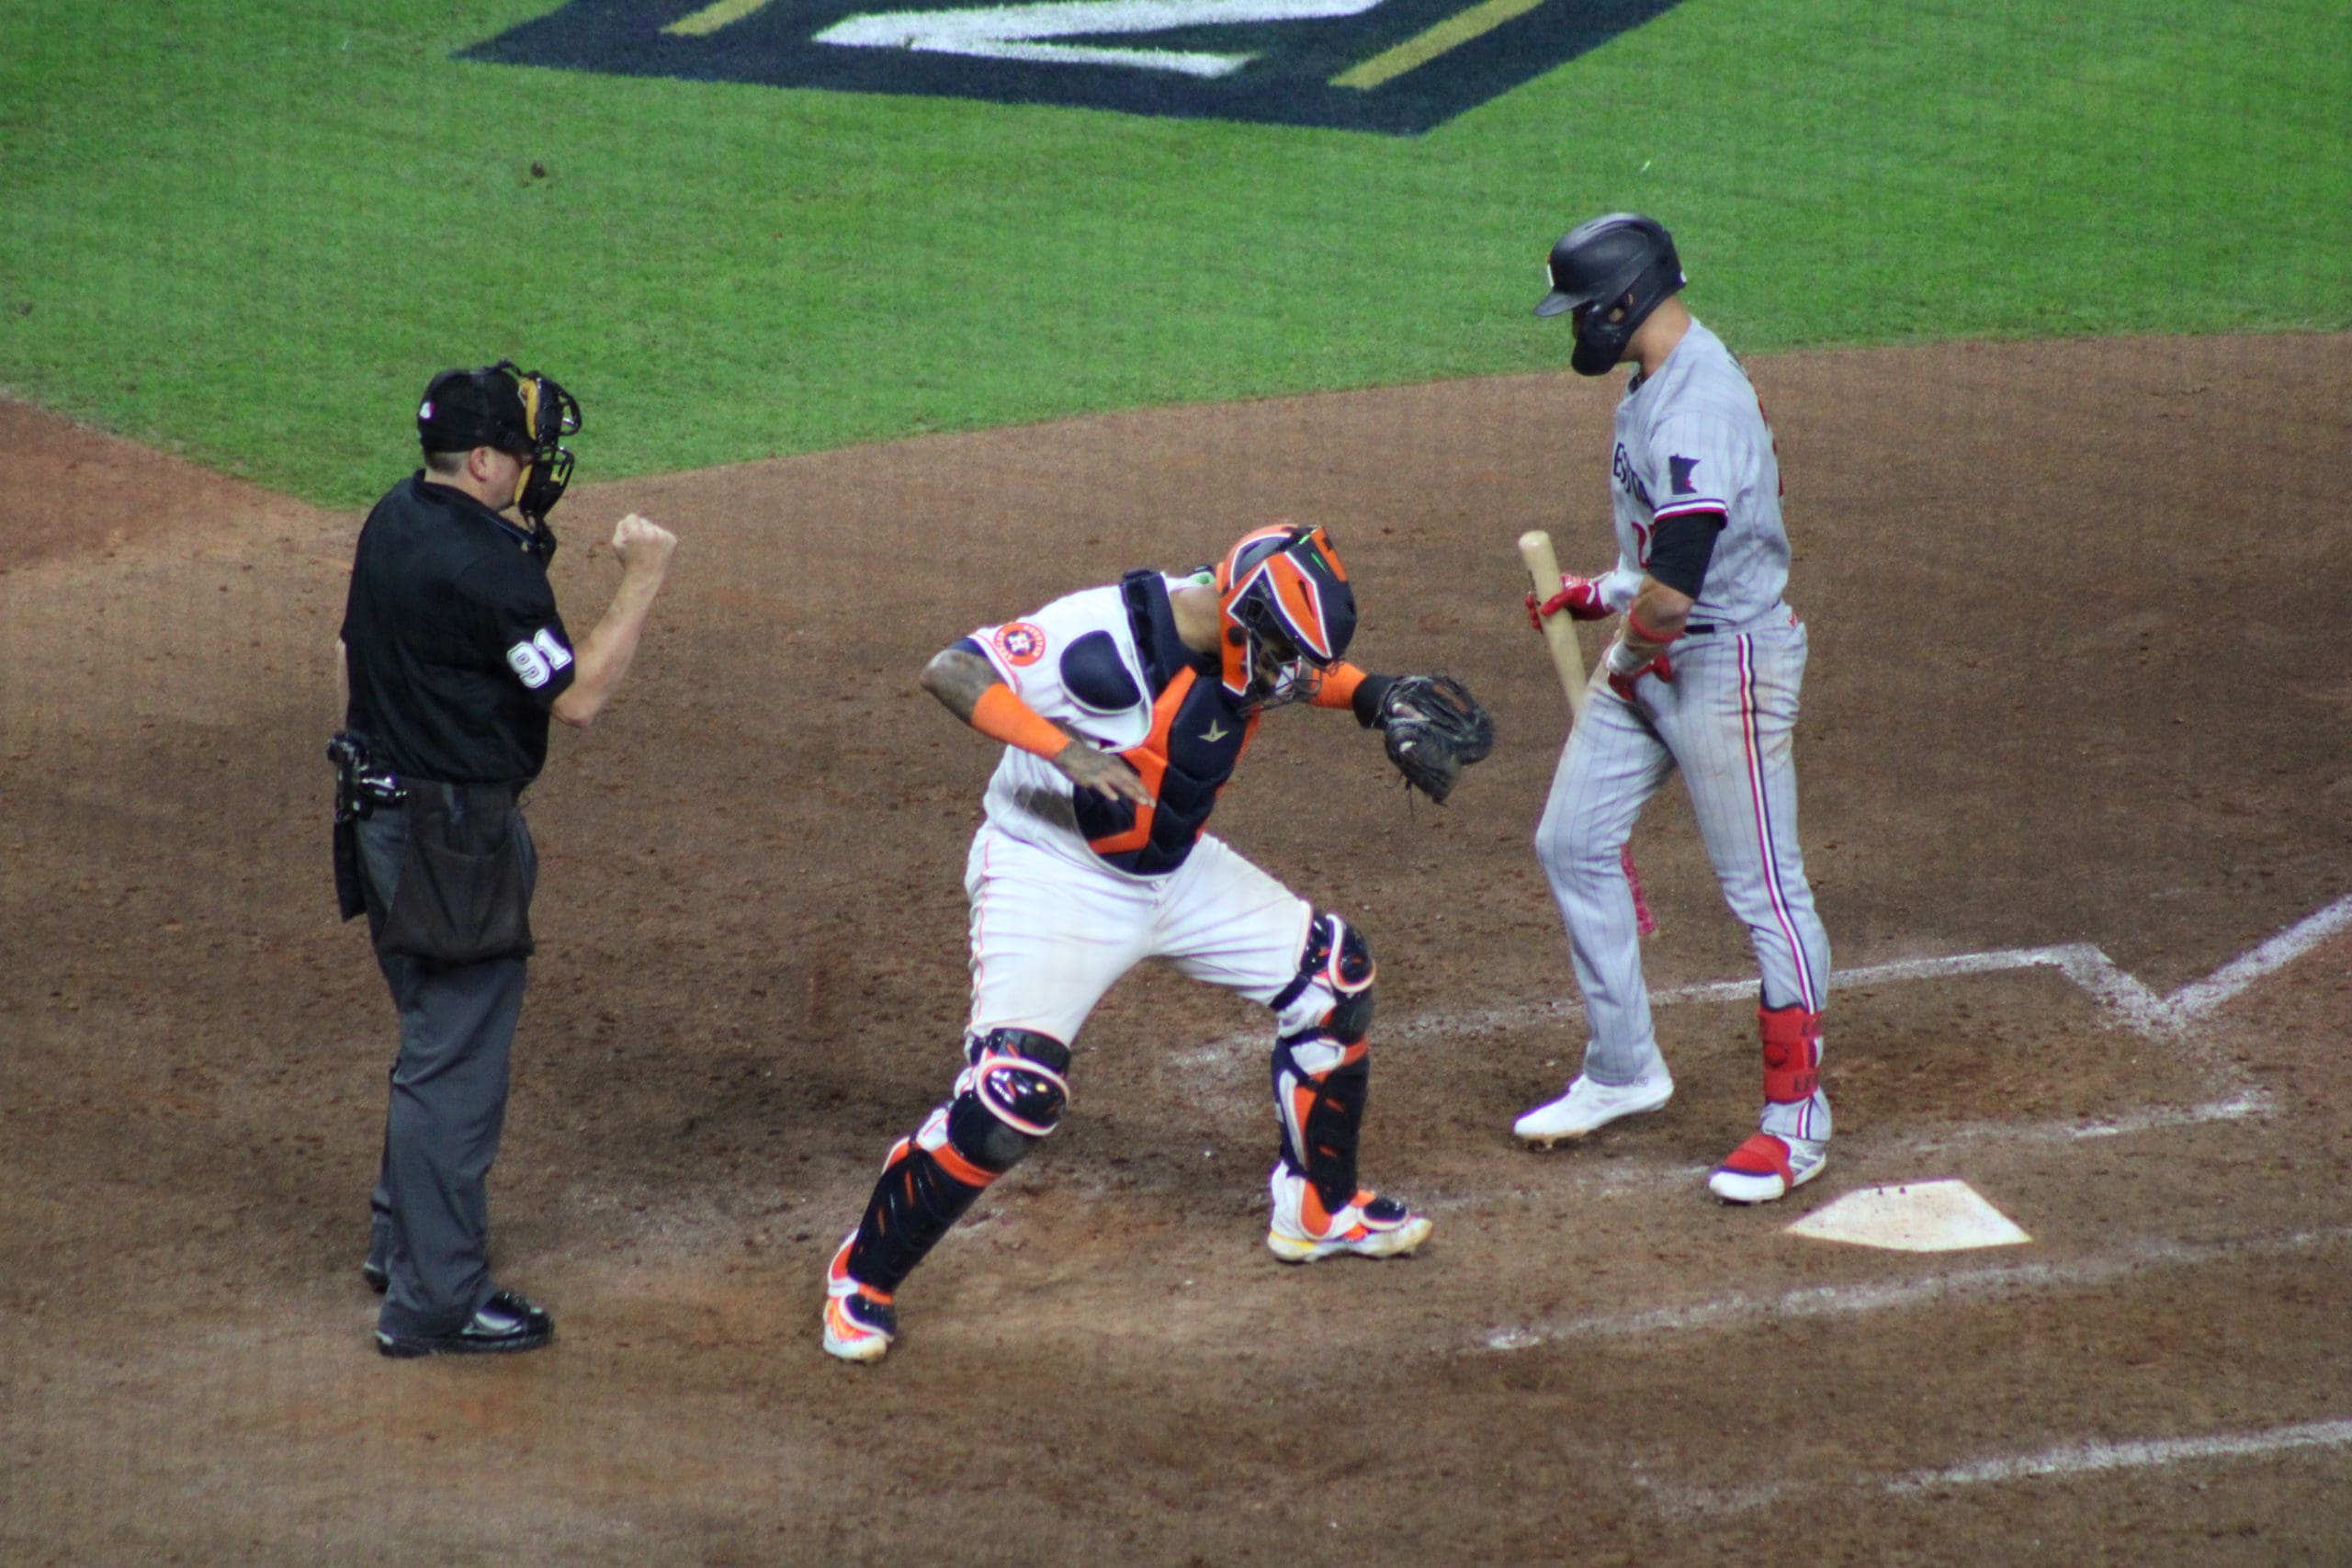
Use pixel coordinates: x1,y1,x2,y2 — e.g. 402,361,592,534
1629,1411,2352,1521
1179,892,2350,1121
1481,1224,2352,1352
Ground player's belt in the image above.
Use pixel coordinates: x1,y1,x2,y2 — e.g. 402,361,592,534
1683,604,1796,637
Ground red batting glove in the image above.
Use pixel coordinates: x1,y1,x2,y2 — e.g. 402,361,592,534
1605,649,1674,704
1525,574,1613,630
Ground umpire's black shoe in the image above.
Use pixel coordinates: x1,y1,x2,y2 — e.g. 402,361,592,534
360,1260,389,1294
375,1291,553,1359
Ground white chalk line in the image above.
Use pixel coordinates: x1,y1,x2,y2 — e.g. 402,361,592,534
1905,1086,2275,1150
1480,1224,2352,1351
1888,1417,2352,1493
1636,1416,2352,1519
1171,893,2352,1066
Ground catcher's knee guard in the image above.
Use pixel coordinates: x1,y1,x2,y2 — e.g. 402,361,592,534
1272,910,1374,1043
843,1028,1071,1293
1268,912,1376,1217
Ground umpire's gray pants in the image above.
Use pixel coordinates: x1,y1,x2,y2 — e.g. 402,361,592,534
356,801,536,1339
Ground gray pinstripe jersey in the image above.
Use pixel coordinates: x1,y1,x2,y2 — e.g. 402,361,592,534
1609,318,1788,625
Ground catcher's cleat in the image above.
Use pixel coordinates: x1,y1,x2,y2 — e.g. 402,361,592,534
360,1259,389,1294
374,1289,552,1359
821,1235,897,1364
1707,1133,1827,1204
1265,1166,1432,1263
1512,1065,1674,1147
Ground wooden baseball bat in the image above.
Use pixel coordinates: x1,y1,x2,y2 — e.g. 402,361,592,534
1518,529,1657,937
1518,530,1589,720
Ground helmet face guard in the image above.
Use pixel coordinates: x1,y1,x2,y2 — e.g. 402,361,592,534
1534,213,1686,376
1213,524,1356,709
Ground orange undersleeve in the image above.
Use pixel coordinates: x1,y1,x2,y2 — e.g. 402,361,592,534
1311,660,1369,710
970,682,1069,760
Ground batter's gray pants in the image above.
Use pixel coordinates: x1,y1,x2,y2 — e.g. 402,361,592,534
1534,620,1830,1090
356,801,536,1339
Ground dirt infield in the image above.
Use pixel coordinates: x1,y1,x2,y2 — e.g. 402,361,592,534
3,332,2348,1566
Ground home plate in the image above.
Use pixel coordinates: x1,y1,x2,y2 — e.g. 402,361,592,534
1786,1179,2031,1252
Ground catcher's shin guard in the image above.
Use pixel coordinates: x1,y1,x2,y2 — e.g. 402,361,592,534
841,1029,1071,1293
1711,1003,1832,1203
1268,912,1376,1218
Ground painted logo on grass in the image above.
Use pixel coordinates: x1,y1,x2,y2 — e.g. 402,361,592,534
465,0,1685,134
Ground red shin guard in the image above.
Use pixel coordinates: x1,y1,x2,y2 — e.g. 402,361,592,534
1758,1004,1823,1106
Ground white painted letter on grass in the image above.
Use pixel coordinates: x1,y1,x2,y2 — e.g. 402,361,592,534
816,0,1386,78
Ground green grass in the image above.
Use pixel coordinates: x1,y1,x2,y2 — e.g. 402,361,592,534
2,0,2345,504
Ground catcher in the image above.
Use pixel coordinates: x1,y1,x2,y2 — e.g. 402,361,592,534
821,523,1492,1361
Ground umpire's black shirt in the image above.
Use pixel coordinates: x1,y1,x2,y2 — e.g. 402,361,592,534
341,474,577,784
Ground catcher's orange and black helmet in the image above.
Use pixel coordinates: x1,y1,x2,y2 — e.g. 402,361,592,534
1212,524,1356,707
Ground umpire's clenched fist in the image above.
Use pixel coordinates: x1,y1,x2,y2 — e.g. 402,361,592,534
610,512,677,572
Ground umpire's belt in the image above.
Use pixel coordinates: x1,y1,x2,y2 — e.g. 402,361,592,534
396,777,526,813
1683,603,1797,637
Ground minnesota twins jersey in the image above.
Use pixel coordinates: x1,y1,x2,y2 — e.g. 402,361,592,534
1610,319,1789,626
963,569,1257,878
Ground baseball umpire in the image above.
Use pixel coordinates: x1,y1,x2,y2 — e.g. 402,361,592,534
1517,214,1834,1202
334,361,676,1355
820,524,1493,1362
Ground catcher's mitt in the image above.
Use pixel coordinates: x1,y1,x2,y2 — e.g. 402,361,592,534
1378,674,1495,804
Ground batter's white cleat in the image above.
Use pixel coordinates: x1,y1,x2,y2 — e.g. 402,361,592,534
1266,1167,1433,1263
1707,1133,1827,1204
1513,1066,1674,1147
820,1235,897,1363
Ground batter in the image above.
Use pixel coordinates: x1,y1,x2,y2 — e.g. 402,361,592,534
820,525,1484,1362
1519,213,1834,1204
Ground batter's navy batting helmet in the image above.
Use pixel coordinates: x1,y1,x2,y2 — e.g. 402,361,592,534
1534,213,1685,377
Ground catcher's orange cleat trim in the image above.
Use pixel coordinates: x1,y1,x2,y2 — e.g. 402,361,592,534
823,1236,898,1363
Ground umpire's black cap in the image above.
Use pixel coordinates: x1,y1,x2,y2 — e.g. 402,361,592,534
417,367,531,455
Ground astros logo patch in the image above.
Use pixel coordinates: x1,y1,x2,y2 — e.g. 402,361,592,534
464,0,1689,135
992,622,1047,667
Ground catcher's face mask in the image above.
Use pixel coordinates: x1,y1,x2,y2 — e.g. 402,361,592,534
1214,523,1356,709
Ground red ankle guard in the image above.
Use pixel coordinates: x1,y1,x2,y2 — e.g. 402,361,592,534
1758,1005,1822,1105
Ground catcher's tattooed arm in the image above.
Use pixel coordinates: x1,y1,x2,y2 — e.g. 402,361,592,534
919,646,1154,805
